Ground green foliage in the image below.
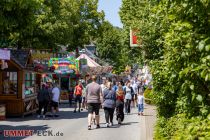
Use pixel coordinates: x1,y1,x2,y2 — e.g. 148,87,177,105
120,0,210,139
0,0,104,50
95,21,143,74
155,114,210,140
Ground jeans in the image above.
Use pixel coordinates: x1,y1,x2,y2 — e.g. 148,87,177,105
138,104,144,112
125,99,131,113
116,100,124,121
104,107,115,123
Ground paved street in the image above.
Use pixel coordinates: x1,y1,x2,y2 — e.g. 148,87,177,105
0,104,156,140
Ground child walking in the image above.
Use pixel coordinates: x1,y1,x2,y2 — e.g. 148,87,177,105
137,92,144,116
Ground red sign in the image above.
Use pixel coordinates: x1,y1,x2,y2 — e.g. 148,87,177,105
130,29,141,47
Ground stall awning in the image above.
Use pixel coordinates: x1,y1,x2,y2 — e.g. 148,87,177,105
77,54,100,67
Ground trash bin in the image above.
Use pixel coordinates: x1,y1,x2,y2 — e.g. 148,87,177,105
0,104,6,120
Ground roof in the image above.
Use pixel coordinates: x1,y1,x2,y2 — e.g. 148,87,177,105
77,54,101,67
10,50,30,68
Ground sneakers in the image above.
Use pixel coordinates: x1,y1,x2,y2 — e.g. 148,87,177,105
106,123,109,128
88,125,91,130
96,125,100,129
110,122,113,126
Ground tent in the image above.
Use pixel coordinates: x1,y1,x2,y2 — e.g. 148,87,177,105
77,54,100,67
77,54,113,75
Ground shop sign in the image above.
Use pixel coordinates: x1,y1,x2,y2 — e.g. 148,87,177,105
49,58,79,74
130,29,142,47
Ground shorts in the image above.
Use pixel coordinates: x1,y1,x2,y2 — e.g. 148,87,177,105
134,94,137,100
131,94,134,101
51,100,59,109
75,95,82,103
87,103,100,115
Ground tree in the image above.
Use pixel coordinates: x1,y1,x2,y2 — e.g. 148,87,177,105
120,0,210,139
0,0,43,49
0,0,104,50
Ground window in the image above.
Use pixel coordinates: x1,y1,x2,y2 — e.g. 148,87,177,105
25,73,36,95
2,72,18,94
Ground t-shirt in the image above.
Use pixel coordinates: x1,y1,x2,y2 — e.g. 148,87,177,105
52,87,60,102
132,83,138,94
112,85,118,92
101,84,107,94
125,86,132,100
138,95,144,104
86,82,102,103
116,90,124,101
75,85,83,96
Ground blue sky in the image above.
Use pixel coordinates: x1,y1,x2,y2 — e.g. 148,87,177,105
98,0,123,28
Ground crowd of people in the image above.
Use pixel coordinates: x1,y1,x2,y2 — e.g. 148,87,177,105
36,75,148,130
85,75,147,130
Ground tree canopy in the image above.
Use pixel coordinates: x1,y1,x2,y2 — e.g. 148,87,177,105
120,0,210,139
0,0,104,50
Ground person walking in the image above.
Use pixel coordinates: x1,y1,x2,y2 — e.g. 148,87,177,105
82,83,87,110
124,81,132,114
112,81,118,92
68,86,74,107
137,92,144,115
51,83,60,117
100,77,107,94
37,84,50,119
86,75,103,130
103,82,116,127
131,80,138,107
74,81,83,113
116,82,125,124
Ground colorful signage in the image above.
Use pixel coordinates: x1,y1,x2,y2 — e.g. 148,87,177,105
48,58,79,74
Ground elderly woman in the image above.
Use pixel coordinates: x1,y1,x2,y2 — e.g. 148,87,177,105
103,82,116,127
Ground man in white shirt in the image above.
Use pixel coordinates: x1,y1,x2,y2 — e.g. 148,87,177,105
51,83,60,117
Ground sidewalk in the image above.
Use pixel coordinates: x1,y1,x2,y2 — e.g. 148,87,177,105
140,104,157,140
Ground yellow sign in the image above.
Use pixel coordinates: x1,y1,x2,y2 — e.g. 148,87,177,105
32,53,53,60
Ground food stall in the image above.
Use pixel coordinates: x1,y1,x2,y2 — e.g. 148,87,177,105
48,57,80,102
0,50,38,117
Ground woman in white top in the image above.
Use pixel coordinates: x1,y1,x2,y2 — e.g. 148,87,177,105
124,81,132,114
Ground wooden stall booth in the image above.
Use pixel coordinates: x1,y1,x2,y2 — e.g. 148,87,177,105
0,50,38,117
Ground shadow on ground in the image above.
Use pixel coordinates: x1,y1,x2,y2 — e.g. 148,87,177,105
4,104,88,122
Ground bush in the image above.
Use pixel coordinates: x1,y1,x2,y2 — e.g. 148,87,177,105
155,114,210,140
144,88,156,104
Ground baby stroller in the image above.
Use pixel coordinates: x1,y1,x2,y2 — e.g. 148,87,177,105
116,100,124,124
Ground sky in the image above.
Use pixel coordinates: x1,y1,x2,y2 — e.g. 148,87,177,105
98,0,123,28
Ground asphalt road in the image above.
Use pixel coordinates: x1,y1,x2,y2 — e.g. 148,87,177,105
0,104,142,140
